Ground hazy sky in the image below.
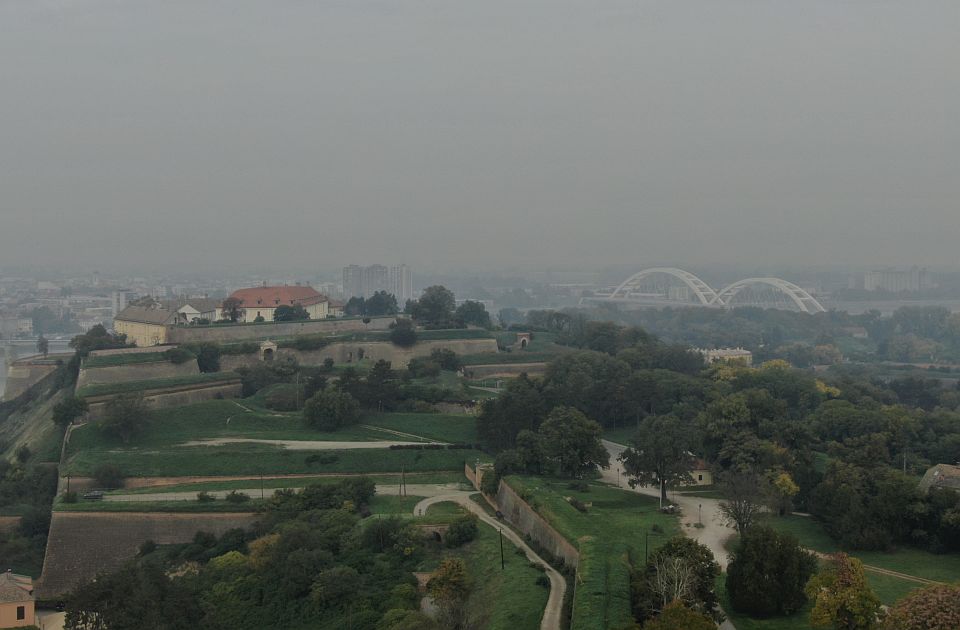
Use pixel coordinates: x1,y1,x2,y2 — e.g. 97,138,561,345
1,1,958,274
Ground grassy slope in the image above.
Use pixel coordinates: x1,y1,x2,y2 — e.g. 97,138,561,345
82,352,170,368
421,501,549,630
363,411,478,444
111,472,468,495
506,476,681,630
76,371,238,397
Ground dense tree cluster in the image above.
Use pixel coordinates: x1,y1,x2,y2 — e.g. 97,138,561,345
726,526,818,617
64,478,438,630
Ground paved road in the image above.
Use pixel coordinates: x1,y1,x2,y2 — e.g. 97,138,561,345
602,440,737,630
413,493,567,630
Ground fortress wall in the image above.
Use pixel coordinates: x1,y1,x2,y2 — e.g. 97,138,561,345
36,512,257,598
219,338,500,371
76,360,199,390
492,480,580,569
167,316,395,344
461,362,548,379
84,380,242,420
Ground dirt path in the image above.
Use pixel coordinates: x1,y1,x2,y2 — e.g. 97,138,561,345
413,493,567,630
178,437,445,450
806,550,945,586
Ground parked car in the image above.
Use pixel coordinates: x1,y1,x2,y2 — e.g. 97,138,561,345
82,490,104,501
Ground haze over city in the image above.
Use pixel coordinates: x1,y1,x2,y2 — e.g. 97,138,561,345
2,1,959,273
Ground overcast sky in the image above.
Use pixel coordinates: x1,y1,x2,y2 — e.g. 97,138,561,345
1,1,958,274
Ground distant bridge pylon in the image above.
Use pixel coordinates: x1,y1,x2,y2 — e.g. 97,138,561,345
590,268,826,314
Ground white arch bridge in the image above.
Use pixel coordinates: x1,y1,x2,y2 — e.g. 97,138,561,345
592,267,826,314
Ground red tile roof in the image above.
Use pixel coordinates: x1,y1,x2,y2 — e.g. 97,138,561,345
229,286,327,308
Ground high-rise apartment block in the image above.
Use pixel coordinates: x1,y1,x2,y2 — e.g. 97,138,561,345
342,264,413,302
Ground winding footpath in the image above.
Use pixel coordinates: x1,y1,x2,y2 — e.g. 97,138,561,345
412,492,567,630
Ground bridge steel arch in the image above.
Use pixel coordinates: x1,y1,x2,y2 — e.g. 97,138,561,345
609,267,718,305
711,278,826,314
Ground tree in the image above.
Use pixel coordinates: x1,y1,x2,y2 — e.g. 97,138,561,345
881,583,960,630
377,609,440,630
633,537,721,623
389,318,417,347
310,566,361,608
444,513,479,548
538,406,609,478
621,415,696,504
430,348,461,371
99,393,148,443
726,526,817,616
365,291,399,316
642,600,715,630
53,397,89,427
93,464,124,489
303,387,361,431
805,553,883,630
718,472,767,535
221,297,244,322
273,304,309,321
476,373,547,451
455,300,492,329
410,285,456,327
37,335,49,357
428,557,471,629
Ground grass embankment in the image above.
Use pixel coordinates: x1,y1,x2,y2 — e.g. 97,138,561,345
506,476,681,630
76,371,239,398
63,399,487,477
111,472,469,495
82,352,171,368
56,489,425,515
420,501,550,630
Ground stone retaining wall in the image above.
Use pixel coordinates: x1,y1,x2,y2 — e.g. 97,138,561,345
220,338,499,371
36,512,257,598
84,380,242,420
76,360,199,390
167,317,395,344
494,480,580,568
462,362,548,378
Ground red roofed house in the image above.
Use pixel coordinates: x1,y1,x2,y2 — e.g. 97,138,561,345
228,285,329,323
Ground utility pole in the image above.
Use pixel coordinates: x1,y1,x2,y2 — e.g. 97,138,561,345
260,471,264,500
499,529,505,569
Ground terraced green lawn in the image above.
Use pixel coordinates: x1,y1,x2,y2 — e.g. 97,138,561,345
110,472,469,495
63,442,486,477
363,411,478,444
506,476,681,630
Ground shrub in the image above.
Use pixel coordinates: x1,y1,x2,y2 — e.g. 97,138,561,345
197,491,216,502
139,540,157,556
62,491,78,503
536,574,550,588
163,347,196,364
390,319,417,347
303,388,361,431
322,358,335,370
225,490,250,503
568,497,589,513
93,463,124,489
726,526,818,616
567,481,590,492
444,513,480,548
265,385,303,411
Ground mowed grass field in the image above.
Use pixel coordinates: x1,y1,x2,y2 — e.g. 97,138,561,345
506,476,681,630
418,501,550,630
761,514,960,604
63,399,484,477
